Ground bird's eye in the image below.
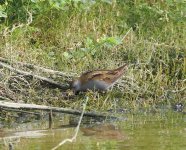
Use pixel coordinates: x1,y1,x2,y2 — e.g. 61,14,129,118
69,81,74,88
72,84,75,88
71,81,76,89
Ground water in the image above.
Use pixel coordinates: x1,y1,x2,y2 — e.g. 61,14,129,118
0,111,185,150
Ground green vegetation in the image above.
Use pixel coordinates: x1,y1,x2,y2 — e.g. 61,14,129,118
0,0,185,111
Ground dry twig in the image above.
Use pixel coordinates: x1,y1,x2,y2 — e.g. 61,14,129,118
51,97,89,150
0,100,117,118
0,57,77,78
0,62,68,90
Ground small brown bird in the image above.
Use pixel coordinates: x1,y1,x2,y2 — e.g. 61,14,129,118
71,64,128,94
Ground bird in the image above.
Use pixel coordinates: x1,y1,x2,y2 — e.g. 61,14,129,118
71,64,128,94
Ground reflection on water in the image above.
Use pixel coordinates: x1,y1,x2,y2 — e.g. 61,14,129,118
81,124,127,140
0,111,185,150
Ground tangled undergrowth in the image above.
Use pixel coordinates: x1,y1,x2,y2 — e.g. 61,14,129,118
0,0,185,113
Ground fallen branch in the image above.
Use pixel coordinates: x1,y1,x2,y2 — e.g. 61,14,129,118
0,62,69,90
1,107,41,115
52,97,88,150
0,96,11,101
0,100,117,119
0,57,77,78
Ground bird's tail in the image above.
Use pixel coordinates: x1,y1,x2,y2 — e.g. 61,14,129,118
109,64,128,82
114,64,128,73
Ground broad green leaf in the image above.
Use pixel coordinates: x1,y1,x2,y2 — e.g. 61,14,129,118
63,52,72,59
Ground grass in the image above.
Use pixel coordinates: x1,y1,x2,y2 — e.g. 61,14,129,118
0,1,185,112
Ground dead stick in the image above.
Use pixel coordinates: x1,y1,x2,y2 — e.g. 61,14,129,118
1,107,41,115
0,62,68,90
49,109,53,129
0,57,77,78
52,97,88,150
0,101,118,119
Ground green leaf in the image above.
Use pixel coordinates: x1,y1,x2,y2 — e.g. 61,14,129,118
73,51,85,58
0,11,7,18
63,52,72,59
85,37,94,48
99,36,122,48
0,5,7,18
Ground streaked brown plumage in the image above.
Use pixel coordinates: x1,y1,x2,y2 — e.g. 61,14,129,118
71,64,128,93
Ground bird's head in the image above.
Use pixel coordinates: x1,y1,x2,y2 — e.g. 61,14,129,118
70,79,81,94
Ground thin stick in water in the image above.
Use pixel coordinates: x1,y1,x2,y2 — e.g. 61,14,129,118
51,97,89,150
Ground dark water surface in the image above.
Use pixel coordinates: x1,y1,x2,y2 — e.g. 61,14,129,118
0,111,185,150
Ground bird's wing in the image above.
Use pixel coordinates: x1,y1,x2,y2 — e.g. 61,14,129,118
106,64,128,82
80,70,107,84
80,64,127,84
